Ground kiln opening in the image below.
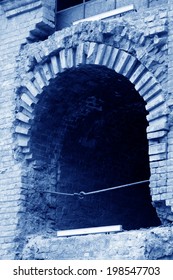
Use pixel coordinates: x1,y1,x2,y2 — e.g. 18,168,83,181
27,65,160,233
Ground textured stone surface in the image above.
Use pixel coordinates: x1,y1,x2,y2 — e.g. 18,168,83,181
21,226,173,260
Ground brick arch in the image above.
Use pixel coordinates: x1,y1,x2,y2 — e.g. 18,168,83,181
15,42,168,162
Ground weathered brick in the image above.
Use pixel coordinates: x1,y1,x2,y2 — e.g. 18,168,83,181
0,0,172,261
149,142,167,155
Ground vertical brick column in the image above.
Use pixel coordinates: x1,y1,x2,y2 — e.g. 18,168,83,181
0,0,55,259
166,0,173,212
0,7,23,259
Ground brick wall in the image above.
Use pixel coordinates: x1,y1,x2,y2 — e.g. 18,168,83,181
0,0,173,260
0,0,55,260
166,0,173,213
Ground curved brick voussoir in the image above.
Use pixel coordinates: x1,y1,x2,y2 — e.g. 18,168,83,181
50,56,61,76
94,44,107,65
15,123,31,136
17,83,40,134
66,48,76,69
105,47,119,69
143,84,162,102
17,134,30,148
75,43,87,66
114,51,131,75
135,75,162,104
121,55,138,78
145,94,168,138
34,69,49,90
146,94,165,112
20,92,38,108
135,72,154,92
59,48,76,70
25,80,41,98
129,64,146,84
86,42,99,64
16,112,31,124
16,40,168,152
42,62,54,82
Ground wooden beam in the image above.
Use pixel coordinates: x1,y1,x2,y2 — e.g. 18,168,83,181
73,4,136,25
57,225,122,237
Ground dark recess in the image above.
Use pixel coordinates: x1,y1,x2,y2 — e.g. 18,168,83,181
31,65,161,231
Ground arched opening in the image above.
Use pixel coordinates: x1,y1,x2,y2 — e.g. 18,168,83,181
27,64,160,233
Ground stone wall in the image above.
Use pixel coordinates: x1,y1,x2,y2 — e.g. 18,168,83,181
21,226,173,260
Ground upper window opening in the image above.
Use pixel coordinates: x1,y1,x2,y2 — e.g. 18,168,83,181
55,0,116,30
56,0,91,12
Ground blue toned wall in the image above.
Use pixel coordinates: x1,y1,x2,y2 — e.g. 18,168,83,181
0,0,173,259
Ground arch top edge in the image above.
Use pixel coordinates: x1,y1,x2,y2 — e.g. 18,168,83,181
25,42,161,89
21,41,165,106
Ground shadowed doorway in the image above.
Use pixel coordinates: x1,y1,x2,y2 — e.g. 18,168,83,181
29,65,161,232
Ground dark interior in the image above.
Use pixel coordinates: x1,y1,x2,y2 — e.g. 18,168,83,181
56,0,90,11
30,64,161,232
